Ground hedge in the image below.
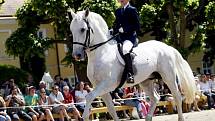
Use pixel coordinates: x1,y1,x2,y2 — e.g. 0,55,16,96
0,64,28,88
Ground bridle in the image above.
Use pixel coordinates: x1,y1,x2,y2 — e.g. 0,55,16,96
72,19,119,51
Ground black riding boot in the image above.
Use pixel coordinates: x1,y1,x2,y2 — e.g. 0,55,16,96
124,53,134,83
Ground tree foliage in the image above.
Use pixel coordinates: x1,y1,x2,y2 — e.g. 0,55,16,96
139,0,214,60
80,0,117,27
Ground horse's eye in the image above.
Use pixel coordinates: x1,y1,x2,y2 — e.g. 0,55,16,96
81,28,85,33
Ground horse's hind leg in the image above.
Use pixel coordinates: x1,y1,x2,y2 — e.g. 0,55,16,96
139,79,160,121
161,71,184,121
101,93,119,121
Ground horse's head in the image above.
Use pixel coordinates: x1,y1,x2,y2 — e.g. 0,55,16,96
70,9,108,59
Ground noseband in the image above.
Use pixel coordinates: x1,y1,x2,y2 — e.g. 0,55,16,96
72,19,119,51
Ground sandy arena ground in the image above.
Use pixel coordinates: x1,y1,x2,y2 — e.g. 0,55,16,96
128,109,215,121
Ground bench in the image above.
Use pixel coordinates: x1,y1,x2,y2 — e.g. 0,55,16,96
157,101,174,114
19,101,186,120
19,105,133,120
90,105,133,119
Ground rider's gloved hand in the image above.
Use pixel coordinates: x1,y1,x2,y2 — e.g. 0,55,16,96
119,27,124,33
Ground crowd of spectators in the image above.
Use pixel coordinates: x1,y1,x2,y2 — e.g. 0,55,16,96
0,73,215,121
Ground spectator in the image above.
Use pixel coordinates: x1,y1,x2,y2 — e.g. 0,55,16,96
25,86,45,121
75,81,88,113
49,85,71,121
5,86,32,121
38,88,54,121
37,81,50,96
123,86,144,119
157,80,176,113
209,74,215,93
0,96,11,121
200,74,215,109
84,82,93,93
63,78,73,91
53,75,67,92
3,78,22,97
53,75,61,87
63,86,82,121
111,88,129,119
133,86,150,118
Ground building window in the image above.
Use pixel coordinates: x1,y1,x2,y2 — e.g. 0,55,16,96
37,29,48,56
202,61,212,74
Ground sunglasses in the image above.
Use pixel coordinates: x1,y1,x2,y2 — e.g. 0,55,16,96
53,88,58,90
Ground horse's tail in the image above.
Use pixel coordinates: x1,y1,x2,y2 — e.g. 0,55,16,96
174,49,197,104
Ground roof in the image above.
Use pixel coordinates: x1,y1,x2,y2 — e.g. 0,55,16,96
0,0,25,17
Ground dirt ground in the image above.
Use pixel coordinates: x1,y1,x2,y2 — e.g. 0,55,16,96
129,109,215,121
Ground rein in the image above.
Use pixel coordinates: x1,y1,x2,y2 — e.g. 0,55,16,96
72,19,119,51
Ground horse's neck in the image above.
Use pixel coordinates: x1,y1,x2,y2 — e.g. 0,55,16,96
87,39,117,64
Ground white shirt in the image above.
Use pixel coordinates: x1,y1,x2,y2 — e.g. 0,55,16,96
209,80,215,90
123,2,129,10
75,90,88,106
49,91,64,107
200,81,211,92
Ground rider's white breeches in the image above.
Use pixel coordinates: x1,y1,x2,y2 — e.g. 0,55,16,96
123,40,133,55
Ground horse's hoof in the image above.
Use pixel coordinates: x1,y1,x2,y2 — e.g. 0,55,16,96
146,116,152,121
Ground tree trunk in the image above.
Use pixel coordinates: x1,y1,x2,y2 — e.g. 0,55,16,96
166,0,178,47
179,2,186,48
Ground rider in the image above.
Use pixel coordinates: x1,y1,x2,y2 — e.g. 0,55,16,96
113,0,140,83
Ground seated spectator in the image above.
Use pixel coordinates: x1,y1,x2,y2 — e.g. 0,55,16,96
123,86,144,119
111,88,129,119
157,80,176,113
193,76,203,111
133,86,150,118
209,74,215,93
5,86,32,121
84,82,93,93
63,78,73,91
200,74,215,109
38,88,54,121
63,86,82,121
25,86,45,121
2,78,22,97
0,96,11,121
75,81,88,113
53,75,67,92
37,81,50,96
49,85,72,121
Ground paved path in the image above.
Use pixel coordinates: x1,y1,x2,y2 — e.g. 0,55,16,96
129,109,215,121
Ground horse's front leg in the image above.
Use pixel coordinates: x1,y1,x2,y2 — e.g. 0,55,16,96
82,81,112,121
101,93,120,121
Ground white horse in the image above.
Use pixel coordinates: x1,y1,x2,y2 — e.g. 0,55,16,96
70,9,197,121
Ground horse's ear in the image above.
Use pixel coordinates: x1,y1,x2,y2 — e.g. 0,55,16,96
68,8,76,20
85,8,90,17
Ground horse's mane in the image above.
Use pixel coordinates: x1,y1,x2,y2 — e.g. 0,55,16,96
76,10,109,37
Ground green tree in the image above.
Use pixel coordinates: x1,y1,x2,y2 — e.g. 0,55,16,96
80,0,117,27
202,1,215,66
139,0,214,60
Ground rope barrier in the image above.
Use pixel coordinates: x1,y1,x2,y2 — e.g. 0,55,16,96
1,88,214,110
0,96,147,110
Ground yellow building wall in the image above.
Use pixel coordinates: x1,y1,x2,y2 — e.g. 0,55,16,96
0,20,20,67
0,19,74,81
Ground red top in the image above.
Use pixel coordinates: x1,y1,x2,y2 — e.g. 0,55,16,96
63,92,74,104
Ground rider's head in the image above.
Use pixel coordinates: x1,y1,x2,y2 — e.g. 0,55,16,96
118,0,129,7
